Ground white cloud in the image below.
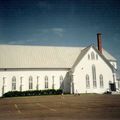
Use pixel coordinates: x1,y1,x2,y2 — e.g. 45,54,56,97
8,39,38,45
37,28,65,38
52,28,64,33
8,40,25,45
8,27,65,45
52,28,64,37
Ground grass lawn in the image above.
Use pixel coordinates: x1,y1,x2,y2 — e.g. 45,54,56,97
0,94,120,120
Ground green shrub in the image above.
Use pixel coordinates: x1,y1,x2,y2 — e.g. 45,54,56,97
2,89,63,97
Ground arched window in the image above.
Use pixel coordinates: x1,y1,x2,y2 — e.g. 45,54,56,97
91,52,95,60
92,65,97,88
88,54,90,60
52,76,55,89
36,76,39,90
20,76,23,91
12,76,16,91
29,76,33,90
2,77,6,94
96,54,98,60
92,65,96,81
45,76,48,89
86,74,90,88
60,75,64,89
60,76,63,86
100,74,104,88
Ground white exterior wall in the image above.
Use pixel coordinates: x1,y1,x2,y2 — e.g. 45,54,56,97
0,69,68,97
0,47,117,97
73,47,114,94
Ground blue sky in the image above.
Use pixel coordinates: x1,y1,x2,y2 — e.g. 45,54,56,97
0,0,120,76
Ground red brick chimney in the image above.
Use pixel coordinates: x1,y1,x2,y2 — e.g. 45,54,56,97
97,33,102,54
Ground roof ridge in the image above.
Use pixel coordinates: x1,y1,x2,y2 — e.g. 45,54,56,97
0,44,85,48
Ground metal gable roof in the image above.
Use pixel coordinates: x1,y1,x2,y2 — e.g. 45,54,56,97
0,44,116,69
0,45,83,68
102,49,116,61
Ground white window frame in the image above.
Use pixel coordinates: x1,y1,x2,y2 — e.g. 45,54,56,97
45,76,48,89
12,76,16,91
29,76,33,90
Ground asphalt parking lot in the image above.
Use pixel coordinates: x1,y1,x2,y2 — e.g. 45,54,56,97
0,94,120,120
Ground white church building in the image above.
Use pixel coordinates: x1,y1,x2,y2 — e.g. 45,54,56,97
0,33,119,97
